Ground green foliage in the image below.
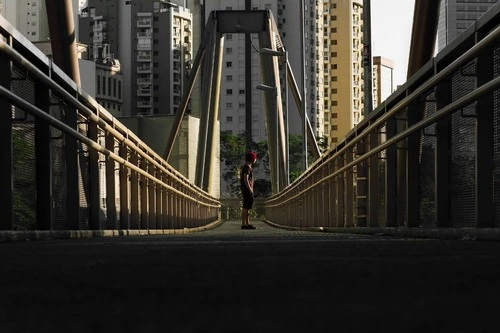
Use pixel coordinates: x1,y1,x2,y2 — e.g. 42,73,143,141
220,131,270,197
220,132,323,195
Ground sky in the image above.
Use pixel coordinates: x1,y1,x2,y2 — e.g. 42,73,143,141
371,0,416,86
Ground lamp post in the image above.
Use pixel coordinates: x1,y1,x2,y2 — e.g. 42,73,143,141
256,83,279,193
259,48,289,186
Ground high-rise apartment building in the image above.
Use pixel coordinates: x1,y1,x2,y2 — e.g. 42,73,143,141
1,0,49,42
0,0,79,43
323,0,364,147
200,0,325,143
79,0,193,117
438,0,498,51
372,56,394,108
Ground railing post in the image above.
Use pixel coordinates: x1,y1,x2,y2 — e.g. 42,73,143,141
88,121,100,230
368,129,379,227
385,117,397,227
475,45,494,228
0,38,13,230
105,133,117,229
140,159,149,230
149,166,156,230
436,80,452,227
407,100,422,227
130,151,139,229
162,174,169,229
155,170,162,230
336,155,345,227
345,148,354,227
119,142,130,229
35,63,52,230
64,109,79,230
355,140,367,227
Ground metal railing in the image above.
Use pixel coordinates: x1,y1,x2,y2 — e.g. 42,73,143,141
265,4,500,234
0,16,220,233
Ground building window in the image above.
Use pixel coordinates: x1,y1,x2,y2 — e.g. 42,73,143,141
226,116,233,122
239,89,245,94
97,75,100,94
226,89,233,95
226,47,233,54
226,102,232,109
226,61,232,67
226,75,233,82
118,82,122,99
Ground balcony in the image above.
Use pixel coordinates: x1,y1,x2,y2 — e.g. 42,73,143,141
137,100,152,108
137,32,152,38
137,88,152,96
137,53,152,62
137,19,152,28
137,77,152,85
137,64,152,73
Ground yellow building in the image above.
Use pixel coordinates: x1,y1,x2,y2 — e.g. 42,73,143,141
323,0,364,148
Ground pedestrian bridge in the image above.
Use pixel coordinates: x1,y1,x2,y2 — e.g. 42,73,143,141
1,2,500,331
2,3,500,240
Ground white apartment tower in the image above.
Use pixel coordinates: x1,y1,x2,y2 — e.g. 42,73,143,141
201,0,325,143
372,56,395,108
0,0,79,43
79,0,193,116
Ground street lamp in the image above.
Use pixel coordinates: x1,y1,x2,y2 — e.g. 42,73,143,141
256,83,279,193
259,47,289,186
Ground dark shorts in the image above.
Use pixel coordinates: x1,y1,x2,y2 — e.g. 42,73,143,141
242,190,254,209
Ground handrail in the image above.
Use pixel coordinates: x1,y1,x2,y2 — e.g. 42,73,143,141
0,38,218,205
268,23,500,203
265,75,500,207
0,84,219,207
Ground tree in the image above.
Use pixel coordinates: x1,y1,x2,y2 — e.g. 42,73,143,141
220,131,270,198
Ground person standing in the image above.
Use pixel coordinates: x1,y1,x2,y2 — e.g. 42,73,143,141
240,151,257,229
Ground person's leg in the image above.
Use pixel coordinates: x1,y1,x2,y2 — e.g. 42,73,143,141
241,208,248,226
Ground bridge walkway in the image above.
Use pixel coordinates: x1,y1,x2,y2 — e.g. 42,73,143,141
1,220,500,332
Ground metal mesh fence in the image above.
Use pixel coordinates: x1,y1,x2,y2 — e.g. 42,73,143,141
450,60,477,228
11,66,36,230
494,43,500,228
397,108,408,227
420,91,437,228
49,99,67,230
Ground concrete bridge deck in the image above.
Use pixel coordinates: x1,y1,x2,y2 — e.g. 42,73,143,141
1,220,500,332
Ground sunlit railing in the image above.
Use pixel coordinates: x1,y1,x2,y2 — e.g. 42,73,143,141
0,16,220,233
266,4,500,232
